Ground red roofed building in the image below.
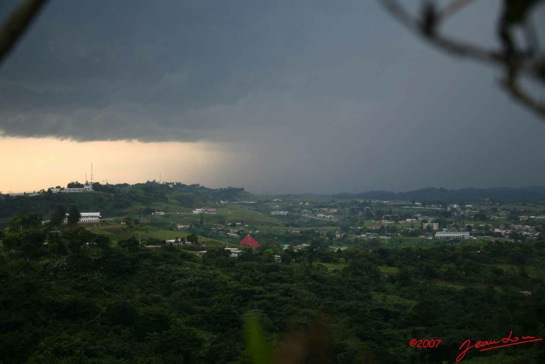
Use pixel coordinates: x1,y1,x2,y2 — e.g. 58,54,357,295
240,234,261,249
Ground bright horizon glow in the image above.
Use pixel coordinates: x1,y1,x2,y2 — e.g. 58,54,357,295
0,137,241,194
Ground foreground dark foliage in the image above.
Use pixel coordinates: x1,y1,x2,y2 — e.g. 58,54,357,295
1,222,545,363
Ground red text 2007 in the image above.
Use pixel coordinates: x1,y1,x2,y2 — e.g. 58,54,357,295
409,339,442,348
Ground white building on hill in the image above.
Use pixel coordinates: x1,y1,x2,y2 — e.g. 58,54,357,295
51,184,94,193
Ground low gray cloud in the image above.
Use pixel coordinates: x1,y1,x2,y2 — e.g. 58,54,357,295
0,0,419,140
1,0,544,193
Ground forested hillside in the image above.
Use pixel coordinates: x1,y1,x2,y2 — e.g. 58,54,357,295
1,217,544,363
0,182,247,227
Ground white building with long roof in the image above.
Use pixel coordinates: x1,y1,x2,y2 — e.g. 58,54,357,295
434,231,470,240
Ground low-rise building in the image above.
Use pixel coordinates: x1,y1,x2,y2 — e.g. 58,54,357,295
225,247,244,257
63,212,101,224
193,207,216,214
80,212,101,223
240,235,261,249
422,222,440,231
434,231,470,240
270,210,289,216
165,239,184,246
51,184,94,193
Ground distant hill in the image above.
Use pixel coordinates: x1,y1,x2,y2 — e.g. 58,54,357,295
3,183,545,227
336,187,545,203
0,181,249,225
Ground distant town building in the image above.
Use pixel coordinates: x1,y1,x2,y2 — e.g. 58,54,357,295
64,212,101,224
193,207,216,214
434,231,470,240
165,239,184,246
79,212,101,223
270,210,289,216
152,211,165,216
422,222,440,231
317,213,334,219
240,235,261,249
225,247,244,257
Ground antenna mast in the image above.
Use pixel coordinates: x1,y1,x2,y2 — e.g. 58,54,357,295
91,163,93,183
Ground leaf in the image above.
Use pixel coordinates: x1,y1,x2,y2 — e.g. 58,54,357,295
501,0,544,26
244,312,272,364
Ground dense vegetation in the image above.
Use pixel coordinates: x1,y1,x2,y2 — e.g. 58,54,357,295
1,216,545,363
2,183,545,362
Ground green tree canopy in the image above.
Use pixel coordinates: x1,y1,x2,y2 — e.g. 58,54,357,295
8,212,42,231
66,206,81,226
49,206,66,227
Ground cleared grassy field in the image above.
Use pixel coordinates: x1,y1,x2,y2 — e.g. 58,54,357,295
320,262,348,272
86,223,225,247
371,292,417,307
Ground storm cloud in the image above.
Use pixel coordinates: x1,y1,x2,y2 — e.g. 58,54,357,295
1,0,544,193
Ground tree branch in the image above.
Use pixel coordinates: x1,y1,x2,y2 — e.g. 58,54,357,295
439,0,476,20
380,0,502,63
379,0,545,120
524,19,540,55
0,0,49,66
503,77,545,119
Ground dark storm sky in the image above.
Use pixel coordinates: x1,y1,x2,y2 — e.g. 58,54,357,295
0,0,544,194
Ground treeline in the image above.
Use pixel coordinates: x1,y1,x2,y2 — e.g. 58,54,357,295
337,186,545,203
1,215,545,362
